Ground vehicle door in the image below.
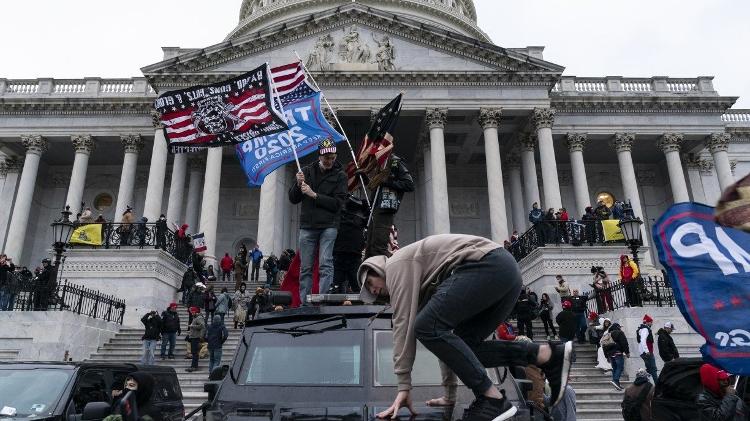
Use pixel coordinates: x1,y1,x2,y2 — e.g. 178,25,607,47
66,368,110,417
148,371,184,421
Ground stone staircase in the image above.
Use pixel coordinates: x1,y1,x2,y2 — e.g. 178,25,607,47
0,349,20,361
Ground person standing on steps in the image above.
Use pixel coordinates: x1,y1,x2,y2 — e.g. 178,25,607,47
140,310,161,365
621,368,654,421
539,293,557,340
232,283,251,329
357,234,574,421
637,314,658,381
555,300,577,342
657,321,679,364
528,202,545,247
514,290,535,340
554,275,570,300
159,303,181,360
250,245,263,283
215,287,232,326
186,306,206,372
220,252,234,285
206,315,229,377
602,322,629,391
569,290,588,344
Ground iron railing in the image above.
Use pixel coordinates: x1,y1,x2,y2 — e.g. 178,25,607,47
509,220,626,261
581,275,675,316
67,222,192,265
0,274,126,324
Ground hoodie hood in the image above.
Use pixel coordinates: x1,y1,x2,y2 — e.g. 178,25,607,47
357,255,388,304
213,315,222,325
127,371,155,406
620,254,629,263
700,363,730,396
657,328,669,337
609,323,622,332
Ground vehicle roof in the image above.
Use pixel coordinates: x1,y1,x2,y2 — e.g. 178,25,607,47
252,304,392,322
0,361,176,373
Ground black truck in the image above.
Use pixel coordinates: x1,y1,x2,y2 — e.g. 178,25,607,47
202,304,541,421
0,362,183,421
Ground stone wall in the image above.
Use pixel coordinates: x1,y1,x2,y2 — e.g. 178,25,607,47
0,311,120,361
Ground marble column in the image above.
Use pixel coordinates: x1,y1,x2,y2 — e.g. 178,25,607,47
4,136,48,261
114,135,144,223
422,142,434,235
0,159,22,250
519,132,541,214
426,108,450,234
506,153,526,234
566,133,590,217
199,148,223,264
143,112,169,221
658,133,690,203
613,133,649,246
685,156,711,204
533,108,562,210
707,133,734,191
166,153,188,225
184,156,204,232
65,135,95,216
479,108,508,243
257,169,282,264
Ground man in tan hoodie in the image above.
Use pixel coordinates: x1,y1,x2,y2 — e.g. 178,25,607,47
358,234,574,421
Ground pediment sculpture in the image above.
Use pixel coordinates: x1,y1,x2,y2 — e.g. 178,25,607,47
306,26,396,72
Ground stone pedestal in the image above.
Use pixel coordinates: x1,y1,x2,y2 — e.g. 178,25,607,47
62,249,187,326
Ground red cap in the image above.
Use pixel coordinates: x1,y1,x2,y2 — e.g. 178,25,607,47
643,314,653,323
189,306,200,314
168,302,177,309
588,311,599,321
562,300,572,309
700,363,731,396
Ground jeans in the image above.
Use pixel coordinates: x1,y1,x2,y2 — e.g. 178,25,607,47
141,340,158,365
332,253,362,293
0,289,10,311
414,248,539,397
641,352,658,382
160,332,177,357
611,354,624,384
208,348,223,375
576,313,587,342
251,262,260,281
264,271,277,289
222,271,231,283
216,312,226,325
298,227,337,304
189,338,201,369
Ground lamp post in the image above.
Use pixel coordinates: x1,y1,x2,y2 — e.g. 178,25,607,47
618,217,644,266
51,205,75,272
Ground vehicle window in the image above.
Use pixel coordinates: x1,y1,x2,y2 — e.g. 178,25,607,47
72,370,109,413
0,368,72,418
243,331,363,385
373,330,498,386
151,373,183,402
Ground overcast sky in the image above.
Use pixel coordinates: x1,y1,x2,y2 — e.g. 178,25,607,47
1,0,748,107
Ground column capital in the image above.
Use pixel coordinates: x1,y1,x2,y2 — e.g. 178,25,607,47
565,132,587,152
612,132,635,153
71,134,95,154
21,135,48,155
658,133,684,153
532,107,555,129
120,134,144,153
188,155,206,171
478,108,502,129
151,109,164,129
519,132,536,151
685,155,714,174
707,132,730,153
425,108,447,130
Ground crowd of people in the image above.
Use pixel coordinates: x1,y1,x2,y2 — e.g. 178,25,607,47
0,253,58,311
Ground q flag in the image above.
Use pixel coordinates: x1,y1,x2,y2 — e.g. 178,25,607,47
654,202,750,374
235,91,345,187
154,63,289,153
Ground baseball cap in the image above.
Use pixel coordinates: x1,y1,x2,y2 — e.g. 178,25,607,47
318,138,337,155
664,321,676,330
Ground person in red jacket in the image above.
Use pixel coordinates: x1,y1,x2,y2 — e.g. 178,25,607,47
220,253,234,285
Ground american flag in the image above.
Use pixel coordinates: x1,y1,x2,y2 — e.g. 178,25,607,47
271,61,318,107
346,93,402,192
155,63,289,152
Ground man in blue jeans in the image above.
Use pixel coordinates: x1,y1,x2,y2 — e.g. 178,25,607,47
603,322,630,391
358,234,574,421
637,314,658,382
289,139,347,305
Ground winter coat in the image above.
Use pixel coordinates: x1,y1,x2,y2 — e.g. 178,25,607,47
334,196,368,255
204,291,217,311
220,255,234,272
251,248,263,264
569,295,587,314
233,290,252,310
188,287,204,308
612,202,624,219
0,261,15,287
112,371,163,421
156,217,167,236
188,313,206,339
278,252,292,271
620,255,640,283
160,309,181,334
215,292,231,314
697,390,747,421
556,310,578,340
515,295,535,321
657,328,679,362
288,160,348,229
539,298,554,318
555,281,571,297
603,324,630,358
594,204,611,220
622,377,653,421
181,270,197,292
528,208,544,224
374,155,414,212
121,211,135,229
141,312,161,341
206,315,229,350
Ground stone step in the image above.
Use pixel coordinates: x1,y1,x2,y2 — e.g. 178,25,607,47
575,399,623,410
0,349,20,361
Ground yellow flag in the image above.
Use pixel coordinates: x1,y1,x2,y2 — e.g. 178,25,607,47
602,219,625,241
69,224,103,246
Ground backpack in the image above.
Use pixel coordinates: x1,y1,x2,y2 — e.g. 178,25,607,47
621,382,651,421
600,331,615,348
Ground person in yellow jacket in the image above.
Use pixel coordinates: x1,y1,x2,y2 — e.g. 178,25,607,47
619,254,641,307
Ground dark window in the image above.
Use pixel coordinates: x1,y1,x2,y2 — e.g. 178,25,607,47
243,331,363,385
150,373,183,402
72,370,108,413
0,368,73,417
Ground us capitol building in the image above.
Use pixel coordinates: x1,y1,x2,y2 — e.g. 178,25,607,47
1,0,749,283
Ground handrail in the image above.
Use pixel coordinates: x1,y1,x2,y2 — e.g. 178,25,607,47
581,275,675,315
509,219,625,262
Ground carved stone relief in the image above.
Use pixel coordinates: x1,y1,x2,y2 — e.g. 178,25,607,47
306,26,396,72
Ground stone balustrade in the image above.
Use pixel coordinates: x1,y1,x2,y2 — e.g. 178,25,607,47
0,77,156,98
552,76,715,94
722,109,750,125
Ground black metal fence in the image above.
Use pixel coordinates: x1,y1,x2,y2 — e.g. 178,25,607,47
0,274,126,324
67,222,192,265
581,275,675,316
509,220,626,261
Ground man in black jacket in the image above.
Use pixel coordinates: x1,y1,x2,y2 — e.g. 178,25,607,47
332,195,368,293
514,291,535,340
159,303,181,360
603,323,630,391
289,139,347,305
365,154,414,258
697,363,748,420
657,321,679,363
555,300,577,341
569,289,588,343
140,310,161,365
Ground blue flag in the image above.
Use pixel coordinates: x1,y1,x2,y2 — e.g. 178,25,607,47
653,202,750,374
235,92,345,187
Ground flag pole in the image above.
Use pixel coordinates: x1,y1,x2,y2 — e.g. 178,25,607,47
293,51,371,207
267,62,302,173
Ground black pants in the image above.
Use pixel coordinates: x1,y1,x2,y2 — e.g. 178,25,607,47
517,318,534,340
414,248,539,397
366,210,394,258
625,282,642,307
251,262,260,281
540,313,557,336
332,253,361,293
189,338,200,368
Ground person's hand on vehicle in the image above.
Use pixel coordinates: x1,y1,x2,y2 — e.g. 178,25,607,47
425,396,455,407
377,390,417,419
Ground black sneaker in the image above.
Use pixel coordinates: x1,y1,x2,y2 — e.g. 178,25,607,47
610,380,624,391
460,396,517,421
540,341,575,406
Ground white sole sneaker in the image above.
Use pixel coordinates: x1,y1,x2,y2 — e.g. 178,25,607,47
552,341,574,406
492,405,518,421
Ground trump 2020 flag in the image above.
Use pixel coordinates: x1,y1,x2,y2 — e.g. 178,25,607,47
235,91,345,187
654,202,750,374
154,63,289,153
192,233,207,253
